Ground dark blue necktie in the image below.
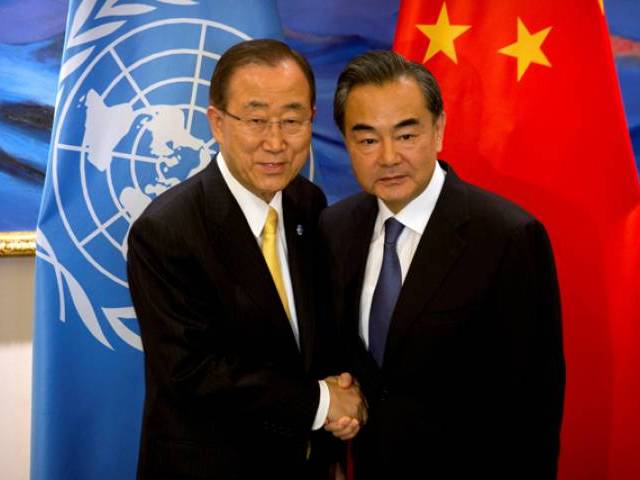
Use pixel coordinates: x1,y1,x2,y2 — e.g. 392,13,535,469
369,217,404,367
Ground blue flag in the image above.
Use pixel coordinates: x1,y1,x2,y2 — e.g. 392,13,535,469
31,1,282,478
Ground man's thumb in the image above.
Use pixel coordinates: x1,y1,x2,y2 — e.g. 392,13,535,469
338,372,353,388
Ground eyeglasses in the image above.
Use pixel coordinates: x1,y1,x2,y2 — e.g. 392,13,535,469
220,109,312,136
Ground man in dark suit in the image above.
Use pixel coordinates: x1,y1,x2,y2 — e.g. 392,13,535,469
127,39,365,480
320,51,565,479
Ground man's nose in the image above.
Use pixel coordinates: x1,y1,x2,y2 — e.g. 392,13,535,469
379,137,398,166
262,122,286,152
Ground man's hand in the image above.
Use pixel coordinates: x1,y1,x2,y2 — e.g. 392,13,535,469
324,372,367,441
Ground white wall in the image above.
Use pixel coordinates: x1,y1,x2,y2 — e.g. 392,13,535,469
0,256,34,480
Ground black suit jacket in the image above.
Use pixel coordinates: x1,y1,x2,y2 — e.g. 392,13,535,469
127,158,329,480
319,162,565,479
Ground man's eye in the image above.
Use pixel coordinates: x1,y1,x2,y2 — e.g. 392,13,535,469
398,134,416,141
282,119,302,126
359,138,377,145
248,118,268,126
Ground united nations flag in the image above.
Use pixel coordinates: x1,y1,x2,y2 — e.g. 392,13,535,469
32,1,283,478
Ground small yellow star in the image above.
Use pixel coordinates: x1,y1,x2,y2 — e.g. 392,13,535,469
498,17,552,81
416,3,471,64
598,0,604,14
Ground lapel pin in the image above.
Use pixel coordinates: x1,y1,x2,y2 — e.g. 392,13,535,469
296,224,304,236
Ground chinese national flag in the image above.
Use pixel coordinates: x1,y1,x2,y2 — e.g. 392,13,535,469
394,1,640,479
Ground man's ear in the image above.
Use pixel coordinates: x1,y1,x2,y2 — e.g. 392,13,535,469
207,105,224,143
435,111,446,152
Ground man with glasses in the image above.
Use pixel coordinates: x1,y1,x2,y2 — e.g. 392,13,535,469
128,39,365,480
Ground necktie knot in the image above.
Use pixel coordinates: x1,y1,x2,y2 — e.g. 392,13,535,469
263,207,278,237
384,217,404,246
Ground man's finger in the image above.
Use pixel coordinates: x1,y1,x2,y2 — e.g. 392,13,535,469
335,419,360,440
324,416,352,432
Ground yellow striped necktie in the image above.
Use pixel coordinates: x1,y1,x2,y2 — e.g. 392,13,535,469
261,207,291,320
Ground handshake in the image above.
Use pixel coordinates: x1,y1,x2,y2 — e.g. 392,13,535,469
323,372,368,441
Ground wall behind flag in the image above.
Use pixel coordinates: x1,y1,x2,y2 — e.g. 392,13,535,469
0,256,34,480
0,0,67,232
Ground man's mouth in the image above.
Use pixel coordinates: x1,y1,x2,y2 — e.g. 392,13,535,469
377,174,406,185
258,162,287,173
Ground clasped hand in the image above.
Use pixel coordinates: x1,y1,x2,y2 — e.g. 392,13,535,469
323,372,367,441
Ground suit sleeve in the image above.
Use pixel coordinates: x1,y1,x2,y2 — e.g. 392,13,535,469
314,212,347,376
494,218,565,477
309,209,352,467
127,215,319,438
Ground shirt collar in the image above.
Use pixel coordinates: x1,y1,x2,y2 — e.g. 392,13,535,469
217,153,283,238
373,161,446,240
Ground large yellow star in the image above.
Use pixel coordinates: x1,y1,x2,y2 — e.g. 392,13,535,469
598,0,604,14
498,17,552,81
416,3,471,64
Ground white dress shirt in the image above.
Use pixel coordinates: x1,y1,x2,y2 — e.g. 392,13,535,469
360,162,446,347
217,154,329,430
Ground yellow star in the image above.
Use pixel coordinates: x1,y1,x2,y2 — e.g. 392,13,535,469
416,3,471,64
598,0,604,14
498,17,552,81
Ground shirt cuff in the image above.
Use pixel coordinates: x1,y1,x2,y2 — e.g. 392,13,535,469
312,380,330,430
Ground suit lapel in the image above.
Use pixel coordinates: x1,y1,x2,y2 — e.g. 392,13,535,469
385,165,470,364
201,158,300,355
345,195,379,343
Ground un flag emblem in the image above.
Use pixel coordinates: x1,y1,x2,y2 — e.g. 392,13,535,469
40,16,252,351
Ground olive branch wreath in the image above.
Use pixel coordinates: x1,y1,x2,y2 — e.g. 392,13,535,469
60,0,197,84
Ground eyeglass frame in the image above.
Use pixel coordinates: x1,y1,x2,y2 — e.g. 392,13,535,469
218,108,313,136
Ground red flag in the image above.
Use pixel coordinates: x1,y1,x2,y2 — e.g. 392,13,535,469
394,1,640,478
